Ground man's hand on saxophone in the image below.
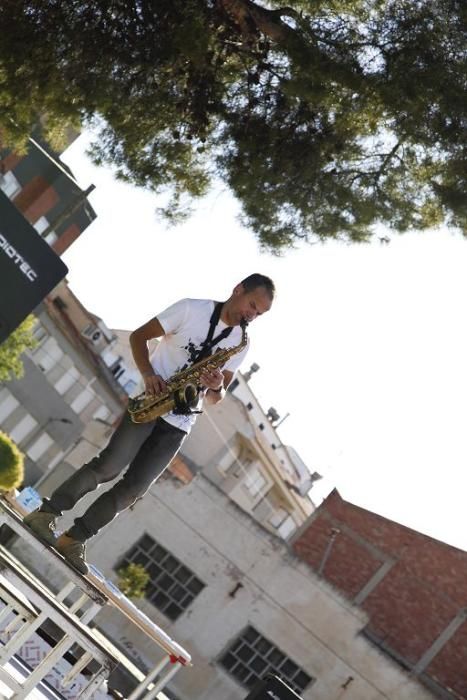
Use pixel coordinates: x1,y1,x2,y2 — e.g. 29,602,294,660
203,367,235,406
142,371,167,397
200,367,224,392
129,317,168,398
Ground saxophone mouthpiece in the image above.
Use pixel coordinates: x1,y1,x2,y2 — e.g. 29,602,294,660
240,317,248,329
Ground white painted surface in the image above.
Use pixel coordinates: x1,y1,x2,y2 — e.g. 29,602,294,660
89,475,433,700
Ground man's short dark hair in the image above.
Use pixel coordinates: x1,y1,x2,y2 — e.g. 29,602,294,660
240,273,275,299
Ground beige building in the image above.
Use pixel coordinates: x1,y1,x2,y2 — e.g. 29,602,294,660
85,471,433,700
0,279,133,487
184,370,317,540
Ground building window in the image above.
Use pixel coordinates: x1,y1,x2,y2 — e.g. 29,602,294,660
9,414,38,444
31,320,48,346
219,626,313,693
70,387,94,414
92,405,111,422
269,508,289,529
119,534,205,621
52,296,67,311
27,433,54,461
111,362,125,380
244,466,267,497
246,402,253,411
277,515,297,540
0,171,21,198
123,378,138,395
258,423,265,431
54,366,80,396
33,216,58,245
32,336,64,373
0,390,20,423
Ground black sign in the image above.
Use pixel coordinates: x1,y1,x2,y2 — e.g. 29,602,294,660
0,190,68,343
245,674,303,699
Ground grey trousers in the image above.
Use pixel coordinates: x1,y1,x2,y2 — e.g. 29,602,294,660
41,414,186,542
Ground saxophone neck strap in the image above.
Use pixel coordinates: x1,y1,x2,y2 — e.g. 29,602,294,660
195,301,233,363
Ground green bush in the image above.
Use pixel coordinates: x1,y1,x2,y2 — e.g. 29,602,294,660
0,432,24,491
117,562,150,599
0,315,38,382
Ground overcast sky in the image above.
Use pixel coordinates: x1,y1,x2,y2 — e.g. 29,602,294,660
61,132,467,551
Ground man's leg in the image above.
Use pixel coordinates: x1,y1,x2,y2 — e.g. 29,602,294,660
24,414,155,545
68,418,186,541
57,418,186,573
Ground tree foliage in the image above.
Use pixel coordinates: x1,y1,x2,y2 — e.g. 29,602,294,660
117,562,150,599
0,0,465,251
0,316,37,382
0,431,24,491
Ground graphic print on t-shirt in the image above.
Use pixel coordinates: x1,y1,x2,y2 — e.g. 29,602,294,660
181,339,199,370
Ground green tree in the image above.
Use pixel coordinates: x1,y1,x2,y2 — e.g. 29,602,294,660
0,431,24,491
117,562,150,599
0,1,465,251
0,316,37,382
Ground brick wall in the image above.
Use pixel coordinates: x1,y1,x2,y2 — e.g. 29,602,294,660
52,223,81,255
292,490,467,698
13,175,59,222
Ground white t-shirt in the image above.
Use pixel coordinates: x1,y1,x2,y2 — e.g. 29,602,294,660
145,298,249,433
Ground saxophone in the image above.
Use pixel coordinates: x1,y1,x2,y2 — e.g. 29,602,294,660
128,321,248,424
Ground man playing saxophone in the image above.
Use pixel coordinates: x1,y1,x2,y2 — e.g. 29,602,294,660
24,274,274,573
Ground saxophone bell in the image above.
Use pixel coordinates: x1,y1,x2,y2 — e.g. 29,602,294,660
173,382,200,415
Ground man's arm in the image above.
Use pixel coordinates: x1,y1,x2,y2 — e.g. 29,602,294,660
129,318,166,395
203,369,234,405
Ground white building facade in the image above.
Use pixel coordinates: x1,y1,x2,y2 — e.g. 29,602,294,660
88,472,433,700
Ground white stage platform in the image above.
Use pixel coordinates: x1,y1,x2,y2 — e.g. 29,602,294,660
0,496,184,699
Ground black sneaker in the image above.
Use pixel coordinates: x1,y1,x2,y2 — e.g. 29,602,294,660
23,510,57,545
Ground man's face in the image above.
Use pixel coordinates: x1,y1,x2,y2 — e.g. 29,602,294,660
231,284,273,326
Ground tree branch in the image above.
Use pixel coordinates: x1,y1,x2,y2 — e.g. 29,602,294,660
216,0,301,43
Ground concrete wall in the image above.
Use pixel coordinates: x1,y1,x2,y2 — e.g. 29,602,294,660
87,475,433,700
